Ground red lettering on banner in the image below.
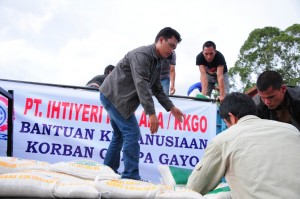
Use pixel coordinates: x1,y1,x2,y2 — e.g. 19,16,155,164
61,102,70,119
174,114,207,133
183,114,191,131
45,100,105,123
24,98,42,117
24,98,33,115
139,112,148,127
191,115,198,132
157,112,164,129
51,101,61,119
174,118,182,131
106,115,110,124
91,105,103,123
82,104,90,122
74,103,83,121
199,116,207,133
69,103,74,120
47,101,51,118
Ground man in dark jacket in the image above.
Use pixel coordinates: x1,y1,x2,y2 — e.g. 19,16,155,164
253,70,300,130
86,65,115,88
99,27,184,181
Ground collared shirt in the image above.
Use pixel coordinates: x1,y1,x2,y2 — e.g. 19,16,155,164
99,44,174,119
186,115,300,198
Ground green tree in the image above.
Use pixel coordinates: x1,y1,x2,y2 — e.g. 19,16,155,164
229,24,300,92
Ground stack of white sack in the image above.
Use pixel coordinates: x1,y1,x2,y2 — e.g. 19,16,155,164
94,178,204,199
0,156,221,198
0,157,117,198
0,169,100,198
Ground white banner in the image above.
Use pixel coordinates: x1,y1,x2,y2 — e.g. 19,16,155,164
0,80,217,183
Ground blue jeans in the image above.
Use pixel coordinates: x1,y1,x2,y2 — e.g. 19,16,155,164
161,78,170,95
100,93,141,180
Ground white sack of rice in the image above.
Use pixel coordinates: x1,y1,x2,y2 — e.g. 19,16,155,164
0,169,100,198
95,178,160,199
0,156,50,174
0,170,56,198
49,159,120,180
51,170,100,198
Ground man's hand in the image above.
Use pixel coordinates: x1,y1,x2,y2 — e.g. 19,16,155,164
149,114,159,134
170,106,183,122
170,86,176,95
149,107,183,134
217,95,225,103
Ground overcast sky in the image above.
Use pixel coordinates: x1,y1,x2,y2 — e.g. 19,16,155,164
1,0,299,95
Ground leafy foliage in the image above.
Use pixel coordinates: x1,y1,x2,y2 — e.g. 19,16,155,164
229,24,300,92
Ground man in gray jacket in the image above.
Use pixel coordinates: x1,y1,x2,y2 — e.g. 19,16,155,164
99,27,184,180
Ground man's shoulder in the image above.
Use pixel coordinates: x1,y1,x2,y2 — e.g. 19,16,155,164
252,94,269,118
93,74,106,81
216,50,224,56
196,52,204,58
129,44,156,56
214,116,277,142
196,52,205,65
211,117,253,143
287,86,300,100
252,94,261,105
209,127,238,148
87,74,106,85
215,51,226,60
131,44,150,51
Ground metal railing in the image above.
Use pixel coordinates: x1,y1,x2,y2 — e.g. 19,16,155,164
0,78,217,102
0,87,14,156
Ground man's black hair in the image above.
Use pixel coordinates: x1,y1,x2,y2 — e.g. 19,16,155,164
104,65,115,75
203,41,216,50
155,27,182,43
219,92,257,122
256,70,283,91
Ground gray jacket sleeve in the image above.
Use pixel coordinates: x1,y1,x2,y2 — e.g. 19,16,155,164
130,52,174,115
129,52,157,116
